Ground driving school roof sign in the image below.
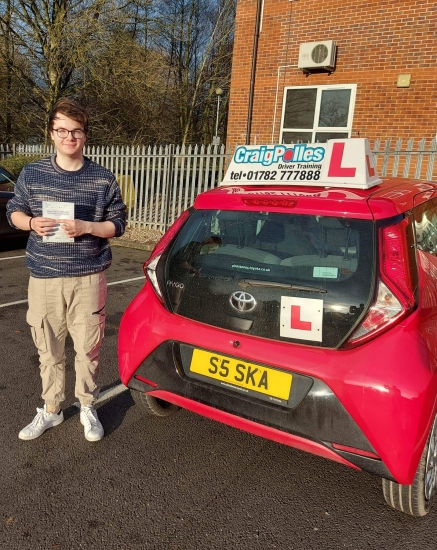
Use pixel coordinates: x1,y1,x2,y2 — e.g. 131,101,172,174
220,138,382,189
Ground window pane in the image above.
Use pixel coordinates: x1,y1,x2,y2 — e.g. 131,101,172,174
318,89,351,127
315,132,349,142
283,88,317,128
282,131,313,144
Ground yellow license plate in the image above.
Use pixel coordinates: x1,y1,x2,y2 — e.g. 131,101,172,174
189,349,292,401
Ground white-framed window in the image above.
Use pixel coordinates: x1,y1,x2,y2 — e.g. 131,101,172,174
280,84,357,144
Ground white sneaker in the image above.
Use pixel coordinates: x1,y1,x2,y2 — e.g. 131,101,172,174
19,405,64,440
80,406,104,442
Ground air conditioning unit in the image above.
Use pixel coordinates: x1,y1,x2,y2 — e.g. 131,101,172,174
298,40,337,72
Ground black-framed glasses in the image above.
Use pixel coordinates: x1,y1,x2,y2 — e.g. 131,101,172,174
53,128,85,139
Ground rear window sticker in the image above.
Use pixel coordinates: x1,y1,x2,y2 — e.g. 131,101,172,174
313,266,338,278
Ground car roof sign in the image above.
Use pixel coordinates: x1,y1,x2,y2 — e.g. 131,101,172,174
220,138,382,190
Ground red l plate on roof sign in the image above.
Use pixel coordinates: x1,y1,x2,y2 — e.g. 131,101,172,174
220,138,382,189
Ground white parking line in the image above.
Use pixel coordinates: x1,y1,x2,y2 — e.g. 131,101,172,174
73,383,128,408
107,276,145,286
0,275,145,308
0,254,26,261
0,299,28,308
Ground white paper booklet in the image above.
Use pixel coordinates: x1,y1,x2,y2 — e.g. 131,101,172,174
42,201,75,243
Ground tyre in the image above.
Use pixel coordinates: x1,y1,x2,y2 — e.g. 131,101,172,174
130,389,180,418
382,413,437,516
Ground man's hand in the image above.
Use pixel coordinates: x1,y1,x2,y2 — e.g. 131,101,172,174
31,217,59,237
57,219,91,238
56,219,116,239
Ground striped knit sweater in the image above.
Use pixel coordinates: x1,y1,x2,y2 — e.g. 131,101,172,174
6,155,126,278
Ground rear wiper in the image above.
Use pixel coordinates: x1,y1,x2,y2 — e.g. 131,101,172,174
239,279,327,293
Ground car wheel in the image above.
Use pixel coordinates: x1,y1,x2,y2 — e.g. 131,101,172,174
130,389,180,417
382,413,437,516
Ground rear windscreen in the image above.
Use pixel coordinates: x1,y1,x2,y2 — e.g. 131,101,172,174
164,209,375,348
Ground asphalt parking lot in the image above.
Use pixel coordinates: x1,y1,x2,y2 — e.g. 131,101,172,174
1,241,437,550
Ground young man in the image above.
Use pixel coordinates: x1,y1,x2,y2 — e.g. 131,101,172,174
7,98,126,442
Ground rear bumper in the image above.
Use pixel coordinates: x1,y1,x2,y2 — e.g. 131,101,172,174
119,283,437,484
151,390,362,470
129,340,394,480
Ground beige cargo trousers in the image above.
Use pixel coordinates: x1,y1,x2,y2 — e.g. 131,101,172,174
26,273,107,407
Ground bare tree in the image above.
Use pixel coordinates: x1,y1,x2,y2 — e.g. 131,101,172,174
0,0,37,142
0,0,235,145
83,30,178,145
143,0,235,144
0,0,115,139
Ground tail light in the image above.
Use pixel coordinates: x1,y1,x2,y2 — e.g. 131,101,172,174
347,218,415,346
143,209,191,301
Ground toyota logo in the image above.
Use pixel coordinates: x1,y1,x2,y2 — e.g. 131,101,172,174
230,291,257,312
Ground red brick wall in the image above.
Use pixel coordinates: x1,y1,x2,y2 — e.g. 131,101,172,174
227,0,437,149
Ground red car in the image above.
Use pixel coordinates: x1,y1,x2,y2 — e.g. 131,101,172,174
118,140,437,516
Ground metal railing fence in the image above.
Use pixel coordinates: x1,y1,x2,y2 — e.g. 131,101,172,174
0,143,12,160
1,138,437,231
373,137,437,181
3,143,232,232
86,144,231,232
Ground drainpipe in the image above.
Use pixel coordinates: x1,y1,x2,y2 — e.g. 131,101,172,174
246,0,263,145
271,65,294,144
270,0,296,143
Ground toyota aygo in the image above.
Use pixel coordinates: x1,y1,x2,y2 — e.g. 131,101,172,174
118,139,437,516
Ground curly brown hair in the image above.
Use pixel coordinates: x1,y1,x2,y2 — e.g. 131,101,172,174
48,98,89,134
